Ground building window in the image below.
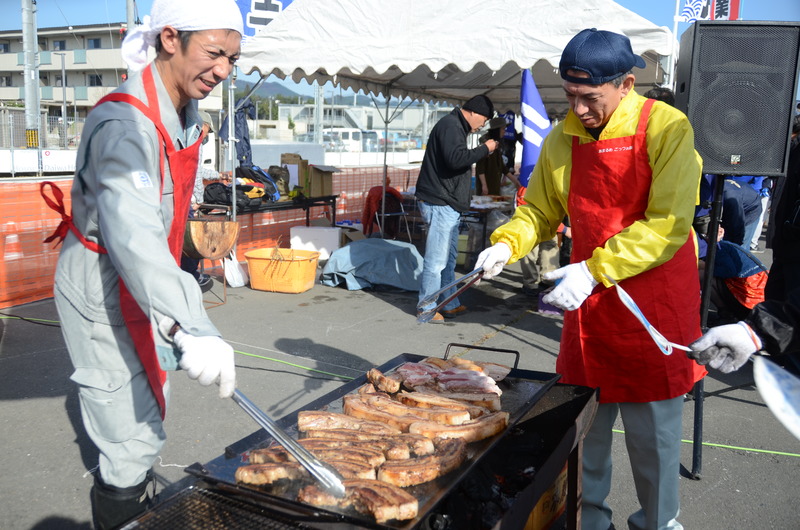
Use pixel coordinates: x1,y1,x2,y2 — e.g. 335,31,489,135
89,74,103,87
52,40,66,51
0,75,11,87
55,75,64,87
0,43,9,53
87,38,101,50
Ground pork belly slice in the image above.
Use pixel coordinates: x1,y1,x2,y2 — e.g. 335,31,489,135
342,395,420,432
298,479,419,523
409,411,510,443
366,367,402,393
297,410,401,435
396,390,488,418
324,459,376,480
302,429,435,457
414,388,502,411
473,361,512,381
234,462,307,485
436,367,503,395
249,444,386,468
297,435,411,460
377,438,467,487
363,393,471,425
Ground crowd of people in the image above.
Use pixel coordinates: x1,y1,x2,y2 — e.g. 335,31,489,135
45,0,798,525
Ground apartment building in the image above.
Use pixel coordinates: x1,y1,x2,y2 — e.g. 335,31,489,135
0,22,224,119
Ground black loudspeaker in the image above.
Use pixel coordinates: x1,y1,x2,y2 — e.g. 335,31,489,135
675,21,800,177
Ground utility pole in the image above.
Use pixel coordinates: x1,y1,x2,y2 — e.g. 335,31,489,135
22,0,41,163
55,52,67,148
126,0,137,78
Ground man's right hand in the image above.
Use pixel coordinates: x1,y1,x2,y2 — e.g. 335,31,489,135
474,242,512,280
174,330,237,398
484,139,499,154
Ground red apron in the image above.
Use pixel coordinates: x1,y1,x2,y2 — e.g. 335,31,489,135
42,66,202,419
556,99,706,403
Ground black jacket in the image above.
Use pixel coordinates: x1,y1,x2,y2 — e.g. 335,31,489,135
415,108,490,212
747,288,800,374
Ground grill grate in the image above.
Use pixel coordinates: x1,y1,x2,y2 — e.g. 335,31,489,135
124,486,316,529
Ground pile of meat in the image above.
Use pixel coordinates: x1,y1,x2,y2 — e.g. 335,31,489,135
234,357,512,524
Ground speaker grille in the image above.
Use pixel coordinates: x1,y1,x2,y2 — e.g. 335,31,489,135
678,22,800,176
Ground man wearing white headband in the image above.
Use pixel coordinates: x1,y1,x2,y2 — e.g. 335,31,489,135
43,0,243,527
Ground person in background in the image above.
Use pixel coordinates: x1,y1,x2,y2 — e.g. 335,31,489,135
765,113,800,302
181,110,222,289
689,288,800,375
44,1,242,527
500,108,522,176
474,29,706,529
476,117,515,196
415,95,498,323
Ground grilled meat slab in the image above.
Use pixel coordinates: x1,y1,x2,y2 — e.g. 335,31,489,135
298,479,419,523
409,411,510,443
377,438,468,487
297,410,401,435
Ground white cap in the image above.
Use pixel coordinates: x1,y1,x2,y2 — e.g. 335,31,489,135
121,0,244,72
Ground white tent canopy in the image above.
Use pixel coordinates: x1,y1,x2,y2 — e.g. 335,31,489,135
238,0,674,119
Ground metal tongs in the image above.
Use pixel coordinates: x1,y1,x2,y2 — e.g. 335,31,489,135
231,389,346,498
604,274,691,356
416,268,484,323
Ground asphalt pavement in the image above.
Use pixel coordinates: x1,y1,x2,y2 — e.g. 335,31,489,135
1,243,798,530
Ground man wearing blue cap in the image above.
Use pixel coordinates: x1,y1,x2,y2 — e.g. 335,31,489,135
475,29,706,529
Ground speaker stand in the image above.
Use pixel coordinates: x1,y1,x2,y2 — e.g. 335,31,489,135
691,173,726,480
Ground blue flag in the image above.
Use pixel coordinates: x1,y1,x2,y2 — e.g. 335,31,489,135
519,69,552,188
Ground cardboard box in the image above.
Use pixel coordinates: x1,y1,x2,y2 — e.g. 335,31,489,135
307,164,339,197
524,463,568,530
340,227,366,246
280,153,309,191
290,226,341,260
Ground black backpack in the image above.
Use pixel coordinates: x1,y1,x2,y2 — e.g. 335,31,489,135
203,182,263,211
236,165,281,202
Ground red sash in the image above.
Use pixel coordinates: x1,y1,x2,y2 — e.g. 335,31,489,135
42,66,202,418
556,99,706,403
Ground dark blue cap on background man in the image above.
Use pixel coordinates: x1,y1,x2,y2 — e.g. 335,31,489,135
559,28,646,85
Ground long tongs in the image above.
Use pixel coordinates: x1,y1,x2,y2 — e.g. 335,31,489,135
231,389,346,497
417,268,483,323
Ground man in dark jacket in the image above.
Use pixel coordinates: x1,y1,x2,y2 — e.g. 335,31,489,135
689,288,800,375
415,95,498,322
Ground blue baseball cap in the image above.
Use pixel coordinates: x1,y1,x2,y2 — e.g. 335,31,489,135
559,28,646,85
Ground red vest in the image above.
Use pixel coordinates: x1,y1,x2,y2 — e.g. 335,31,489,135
42,66,202,418
556,99,706,403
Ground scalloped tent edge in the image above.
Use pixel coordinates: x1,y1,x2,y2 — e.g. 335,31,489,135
237,0,675,117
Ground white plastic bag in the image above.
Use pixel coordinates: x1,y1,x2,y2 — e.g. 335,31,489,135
224,250,249,287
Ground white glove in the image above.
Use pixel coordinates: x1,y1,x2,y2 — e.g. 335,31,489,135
174,330,236,398
473,243,512,280
688,322,762,373
541,261,598,311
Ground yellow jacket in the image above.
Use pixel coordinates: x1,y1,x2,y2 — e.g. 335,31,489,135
491,90,702,288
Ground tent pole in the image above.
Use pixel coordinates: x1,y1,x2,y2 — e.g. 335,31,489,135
228,68,237,225
381,95,390,237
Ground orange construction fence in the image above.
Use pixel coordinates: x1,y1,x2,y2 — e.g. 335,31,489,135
0,166,419,310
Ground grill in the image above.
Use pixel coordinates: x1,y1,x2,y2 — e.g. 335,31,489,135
129,347,598,529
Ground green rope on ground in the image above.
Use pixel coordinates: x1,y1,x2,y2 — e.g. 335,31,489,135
235,350,355,381
0,314,61,324
612,428,800,458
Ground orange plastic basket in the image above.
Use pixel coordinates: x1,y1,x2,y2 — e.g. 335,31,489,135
244,248,320,293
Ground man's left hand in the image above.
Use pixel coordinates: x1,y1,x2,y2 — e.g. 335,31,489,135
542,261,598,311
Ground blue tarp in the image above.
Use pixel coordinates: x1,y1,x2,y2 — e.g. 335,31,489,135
320,239,423,291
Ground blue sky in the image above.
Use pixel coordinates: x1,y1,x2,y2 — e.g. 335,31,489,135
4,0,799,95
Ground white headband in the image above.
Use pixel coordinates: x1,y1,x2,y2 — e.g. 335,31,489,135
121,0,244,72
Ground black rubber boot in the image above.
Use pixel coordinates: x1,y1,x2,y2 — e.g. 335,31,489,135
91,470,155,530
